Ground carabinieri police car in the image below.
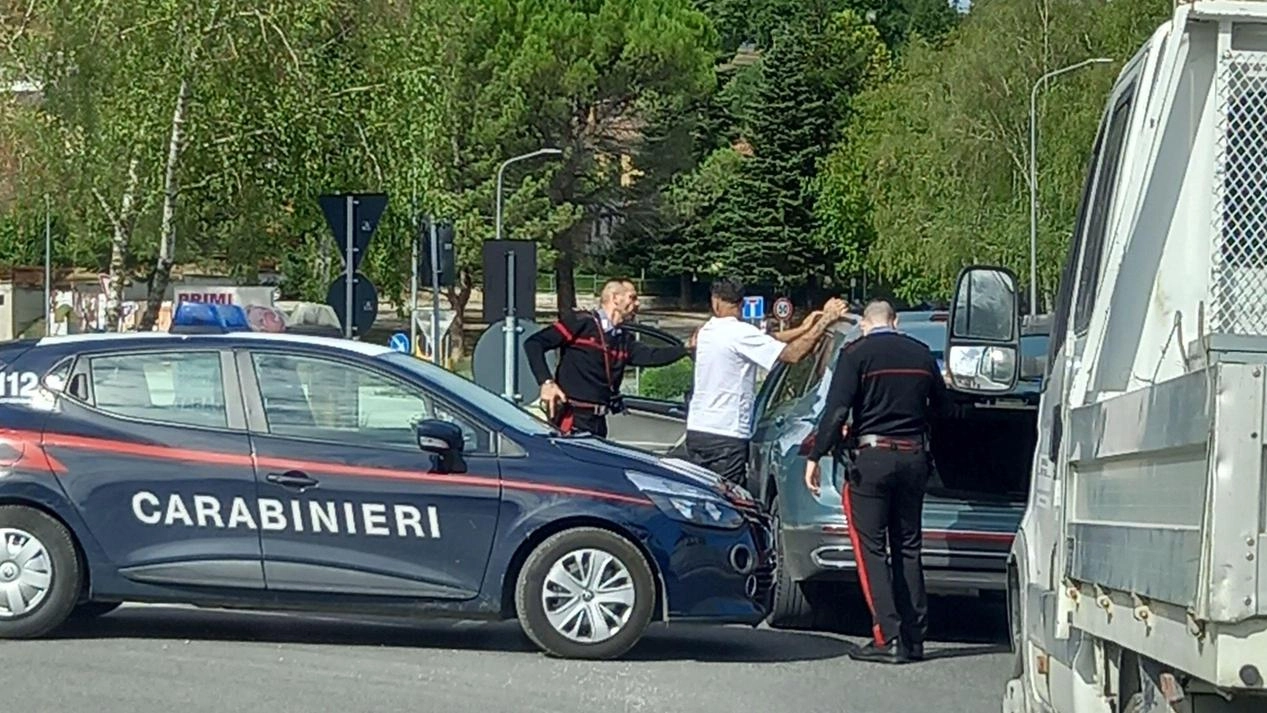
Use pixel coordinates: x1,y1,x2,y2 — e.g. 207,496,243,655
0,304,773,660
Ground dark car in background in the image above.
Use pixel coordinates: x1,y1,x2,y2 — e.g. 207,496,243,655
607,310,1049,629
747,311,1049,627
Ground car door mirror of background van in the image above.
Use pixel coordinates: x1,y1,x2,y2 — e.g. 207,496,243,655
945,265,1021,394
416,419,468,473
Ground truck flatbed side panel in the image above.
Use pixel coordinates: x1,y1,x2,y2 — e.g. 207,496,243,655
1067,367,1210,608
1066,360,1267,690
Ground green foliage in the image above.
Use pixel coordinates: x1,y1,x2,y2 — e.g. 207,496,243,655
815,0,1171,305
694,10,889,287
0,0,1181,334
639,359,694,400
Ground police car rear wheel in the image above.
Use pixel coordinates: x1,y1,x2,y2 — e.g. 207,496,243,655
0,506,80,638
515,528,655,660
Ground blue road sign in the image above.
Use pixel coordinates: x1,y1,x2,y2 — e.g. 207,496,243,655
319,193,388,272
389,331,411,353
742,295,765,321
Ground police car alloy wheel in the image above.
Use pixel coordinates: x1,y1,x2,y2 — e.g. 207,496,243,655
515,527,656,660
0,506,82,638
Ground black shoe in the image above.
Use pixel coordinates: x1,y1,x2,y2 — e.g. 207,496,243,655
849,640,909,664
903,642,925,661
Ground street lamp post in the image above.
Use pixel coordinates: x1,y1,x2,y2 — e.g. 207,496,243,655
495,148,564,242
494,147,564,401
1029,57,1113,316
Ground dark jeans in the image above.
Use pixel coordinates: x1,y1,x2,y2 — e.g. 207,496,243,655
842,446,930,647
685,430,750,486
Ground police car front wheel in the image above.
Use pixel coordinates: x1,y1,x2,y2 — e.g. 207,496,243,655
515,527,656,660
0,506,82,638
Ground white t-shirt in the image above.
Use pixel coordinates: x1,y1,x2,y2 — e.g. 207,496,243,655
686,316,787,440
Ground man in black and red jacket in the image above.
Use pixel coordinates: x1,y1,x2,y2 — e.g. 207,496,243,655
524,278,690,437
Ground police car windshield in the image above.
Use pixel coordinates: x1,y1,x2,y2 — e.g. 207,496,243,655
378,353,555,436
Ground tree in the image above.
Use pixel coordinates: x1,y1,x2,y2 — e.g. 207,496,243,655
693,11,889,290
467,0,720,312
831,0,1170,305
7,0,353,329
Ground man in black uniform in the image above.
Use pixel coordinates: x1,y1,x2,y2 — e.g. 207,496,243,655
803,300,950,664
524,278,690,437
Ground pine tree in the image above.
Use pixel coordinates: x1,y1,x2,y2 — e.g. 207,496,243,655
709,21,844,288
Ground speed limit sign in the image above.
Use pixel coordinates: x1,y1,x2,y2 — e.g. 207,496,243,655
773,297,793,321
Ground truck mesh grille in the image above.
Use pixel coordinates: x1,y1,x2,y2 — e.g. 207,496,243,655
1213,50,1267,334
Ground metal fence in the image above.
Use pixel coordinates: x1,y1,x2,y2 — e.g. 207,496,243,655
1212,47,1267,335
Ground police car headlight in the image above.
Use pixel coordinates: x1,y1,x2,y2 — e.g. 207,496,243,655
625,470,743,529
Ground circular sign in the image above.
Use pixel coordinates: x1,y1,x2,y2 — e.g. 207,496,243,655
773,297,793,320
472,319,556,402
389,332,411,353
325,272,378,337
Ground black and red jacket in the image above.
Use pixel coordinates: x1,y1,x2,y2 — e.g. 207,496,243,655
524,309,687,407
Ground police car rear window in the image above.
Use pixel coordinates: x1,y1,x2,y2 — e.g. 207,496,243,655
88,352,227,428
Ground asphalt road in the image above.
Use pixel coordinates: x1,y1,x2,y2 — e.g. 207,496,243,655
9,592,1010,713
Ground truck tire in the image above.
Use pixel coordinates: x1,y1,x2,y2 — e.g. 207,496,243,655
515,527,656,660
1008,564,1023,677
0,505,82,639
767,495,816,629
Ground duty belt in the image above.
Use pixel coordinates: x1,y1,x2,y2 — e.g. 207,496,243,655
568,399,610,416
856,434,926,452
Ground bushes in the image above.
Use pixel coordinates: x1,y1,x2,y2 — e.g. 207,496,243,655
639,360,694,401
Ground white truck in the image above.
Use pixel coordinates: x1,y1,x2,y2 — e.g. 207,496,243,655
943,2,1267,711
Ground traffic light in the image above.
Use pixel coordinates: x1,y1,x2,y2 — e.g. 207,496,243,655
419,218,457,288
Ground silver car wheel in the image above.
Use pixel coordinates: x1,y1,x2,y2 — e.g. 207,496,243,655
0,528,53,619
541,547,636,644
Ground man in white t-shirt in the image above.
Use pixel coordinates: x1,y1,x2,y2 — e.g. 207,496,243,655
685,277,850,486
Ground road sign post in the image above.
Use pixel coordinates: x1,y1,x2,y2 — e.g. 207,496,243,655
325,273,377,337
344,196,353,338
503,249,518,401
319,193,387,340
429,219,441,364
410,220,419,354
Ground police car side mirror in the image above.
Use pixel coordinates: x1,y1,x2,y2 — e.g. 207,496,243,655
416,419,467,474
417,419,464,454
945,265,1020,394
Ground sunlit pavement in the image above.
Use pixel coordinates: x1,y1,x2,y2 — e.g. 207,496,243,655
8,591,1011,713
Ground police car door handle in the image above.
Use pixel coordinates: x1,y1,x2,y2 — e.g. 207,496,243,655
266,471,319,490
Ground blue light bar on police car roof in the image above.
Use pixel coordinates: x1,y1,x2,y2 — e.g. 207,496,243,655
169,302,253,334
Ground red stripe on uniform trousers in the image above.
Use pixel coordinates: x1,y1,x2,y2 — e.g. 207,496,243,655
842,483,886,646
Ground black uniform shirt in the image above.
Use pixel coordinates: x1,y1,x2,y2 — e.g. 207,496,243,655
808,328,950,460
523,309,688,406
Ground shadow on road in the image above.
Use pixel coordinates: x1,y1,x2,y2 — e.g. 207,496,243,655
774,586,1012,657
47,589,1006,663
50,606,855,663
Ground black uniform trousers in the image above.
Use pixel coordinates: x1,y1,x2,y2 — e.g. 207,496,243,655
549,403,608,438
684,431,749,486
842,444,930,647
